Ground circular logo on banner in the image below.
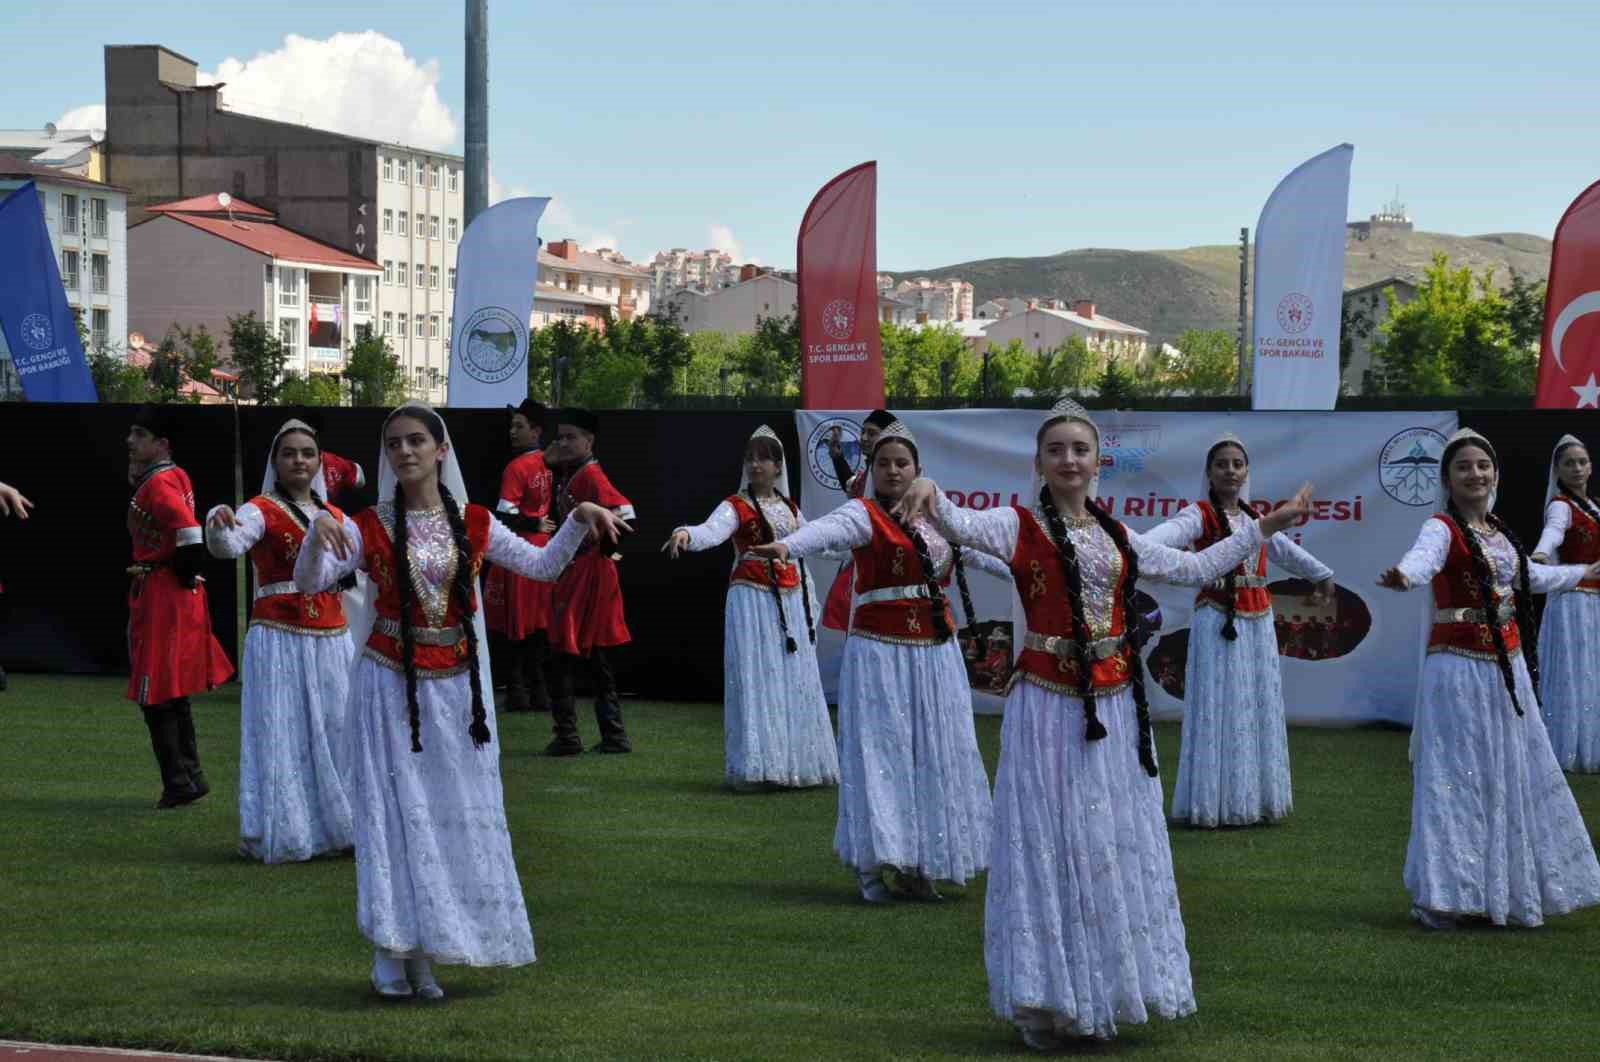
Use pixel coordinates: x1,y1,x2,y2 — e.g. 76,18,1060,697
1378,427,1447,507
458,307,528,385
20,313,52,351
821,299,856,341
1276,293,1314,334
806,417,861,491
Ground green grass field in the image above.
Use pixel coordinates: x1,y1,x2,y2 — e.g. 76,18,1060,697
2,675,1599,1060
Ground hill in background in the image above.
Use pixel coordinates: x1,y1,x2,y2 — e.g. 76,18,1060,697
884,229,1552,342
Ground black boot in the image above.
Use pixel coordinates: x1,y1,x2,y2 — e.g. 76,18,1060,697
546,697,583,756
503,637,532,713
589,650,631,754
144,705,200,809
525,634,552,713
171,698,209,799
0,664,7,692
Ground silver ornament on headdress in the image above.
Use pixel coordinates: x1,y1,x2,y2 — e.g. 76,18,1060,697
871,419,917,454
741,423,791,497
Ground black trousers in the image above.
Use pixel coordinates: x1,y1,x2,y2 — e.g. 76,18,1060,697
548,648,629,749
141,697,206,796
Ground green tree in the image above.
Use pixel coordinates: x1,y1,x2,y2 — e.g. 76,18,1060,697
1094,358,1139,407
973,339,1033,402
735,314,801,396
278,371,343,406
1503,270,1547,352
344,331,407,406
640,312,693,406
880,322,971,398
1026,336,1101,398
1166,329,1239,395
683,331,743,397
228,312,289,405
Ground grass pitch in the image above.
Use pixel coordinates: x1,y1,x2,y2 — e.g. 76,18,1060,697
2,675,1598,1060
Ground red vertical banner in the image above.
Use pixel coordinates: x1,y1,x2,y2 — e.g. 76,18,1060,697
798,161,886,409
1537,178,1600,408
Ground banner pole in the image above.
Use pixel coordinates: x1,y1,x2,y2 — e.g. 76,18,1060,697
1237,226,1249,399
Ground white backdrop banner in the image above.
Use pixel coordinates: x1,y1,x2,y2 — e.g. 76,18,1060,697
795,408,1457,725
1251,143,1353,410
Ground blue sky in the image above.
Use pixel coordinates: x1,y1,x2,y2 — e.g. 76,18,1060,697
5,0,1596,269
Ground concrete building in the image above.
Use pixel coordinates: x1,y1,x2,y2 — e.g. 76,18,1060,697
0,127,106,179
0,155,129,394
127,193,380,385
532,285,612,330
539,239,652,322
979,299,1149,358
888,277,975,322
1341,275,1418,394
649,247,738,306
664,271,797,335
104,44,463,402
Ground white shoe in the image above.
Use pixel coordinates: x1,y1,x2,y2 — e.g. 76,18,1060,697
858,869,892,904
371,950,412,1000
1410,904,1457,930
405,957,445,1002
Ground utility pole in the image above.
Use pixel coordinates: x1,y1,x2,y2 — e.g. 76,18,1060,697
1236,226,1249,399
464,0,489,229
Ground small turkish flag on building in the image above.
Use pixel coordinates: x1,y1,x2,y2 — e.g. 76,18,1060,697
1537,179,1600,408
309,300,320,332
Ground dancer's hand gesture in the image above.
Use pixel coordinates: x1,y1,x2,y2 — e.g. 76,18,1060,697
892,478,941,524
573,501,630,544
1308,578,1336,607
1585,561,1600,582
1376,567,1410,591
1258,483,1314,536
0,481,34,519
207,505,238,530
750,541,790,563
310,512,354,561
662,529,690,559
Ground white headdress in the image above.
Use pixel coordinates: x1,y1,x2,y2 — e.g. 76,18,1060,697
738,424,792,499
1202,431,1251,505
345,403,495,721
260,418,329,499
1034,397,1101,501
1440,427,1499,512
1545,434,1589,511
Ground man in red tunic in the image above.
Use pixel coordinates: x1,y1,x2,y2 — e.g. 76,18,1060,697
485,398,556,712
125,407,233,808
546,408,633,755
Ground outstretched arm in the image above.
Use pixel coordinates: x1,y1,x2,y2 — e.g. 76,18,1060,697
1532,501,1570,563
756,501,872,562
1378,519,1448,591
1139,505,1203,550
666,501,739,558
294,512,364,592
487,512,591,580
1129,520,1265,586
204,503,266,559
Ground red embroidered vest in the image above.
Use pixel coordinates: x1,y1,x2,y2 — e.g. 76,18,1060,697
356,503,493,675
1010,506,1134,695
1554,496,1600,591
850,500,953,645
1427,515,1521,657
726,495,801,591
1193,501,1271,617
249,495,347,633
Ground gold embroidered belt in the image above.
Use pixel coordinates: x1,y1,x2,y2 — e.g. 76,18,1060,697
1023,631,1123,661
255,580,302,599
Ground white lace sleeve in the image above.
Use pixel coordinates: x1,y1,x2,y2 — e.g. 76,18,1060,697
204,502,265,559
1393,518,1450,589
1140,505,1203,550
930,489,1021,561
488,512,588,580
1530,558,1590,595
1129,518,1265,586
1267,533,1334,582
294,511,364,592
677,501,738,552
781,501,871,559
958,544,1013,581
1533,502,1570,561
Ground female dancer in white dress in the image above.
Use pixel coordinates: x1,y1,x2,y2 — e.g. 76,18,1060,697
663,425,838,789
897,400,1314,1048
205,419,356,862
294,404,627,1000
752,422,1006,903
1143,433,1335,827
1378,428,1600,929
1530,435,1600,772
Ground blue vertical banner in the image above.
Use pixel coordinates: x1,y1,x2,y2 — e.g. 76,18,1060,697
447,196,548,407
0,182,97,402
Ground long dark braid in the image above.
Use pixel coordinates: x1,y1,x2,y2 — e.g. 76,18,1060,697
1442,499,1524,716
1037,486,1107,743
1487,511,1540,702
1558,482,1600,526
1086,500,1160,777
778,493,817,644
439,484,492,747
392,482,425,752
904,518,953,642
747,486,798,654
949,545,978,633
1208,489,1241,641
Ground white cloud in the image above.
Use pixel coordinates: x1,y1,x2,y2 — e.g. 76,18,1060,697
710,223,758,265
51,104,106,131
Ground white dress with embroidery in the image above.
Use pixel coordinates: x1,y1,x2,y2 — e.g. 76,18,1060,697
1393,519,1600,924
780,500,997,884
206,500,356,863
929,494,1266,1041
676,498,839,787
295,507,587,966
1533,501,1600,771
1142,506,1333,827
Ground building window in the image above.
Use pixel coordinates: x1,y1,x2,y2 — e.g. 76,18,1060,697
382,312,393,336
91,253,108,294
429,265,440,290
415,264,425,288
382,209,393,234
279,318,298,360
415,163,426,188
447,217,458,241
429,214,440,239
61,194,79,235
60,249,79,288
448,168,459,193
383,260,393,285
91,308,109,349
447,267,456,290
397,211,408,237
279,269,300,307
354,277,372,313
605,277,613,294
396,159,408,184
414,315,426,338
398,261,408,286
429,164,440,190
397,313,408,340
90,198,108,238
429,314,440,339
382,156,393,182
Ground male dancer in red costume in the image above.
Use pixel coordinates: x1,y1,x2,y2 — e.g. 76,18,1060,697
485,398,557,712
546,408,633,754
125,407,233,808
318,449,366,508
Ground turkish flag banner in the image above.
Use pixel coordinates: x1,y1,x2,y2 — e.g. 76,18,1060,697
1537,179,1600,408
798,161,886,409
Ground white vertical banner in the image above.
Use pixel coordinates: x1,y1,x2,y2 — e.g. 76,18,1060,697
795,408,1454,725
446,196,548,407
1251,144,1353,410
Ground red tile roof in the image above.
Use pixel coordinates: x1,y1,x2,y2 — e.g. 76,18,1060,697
147,193,275,218
156,212,380,271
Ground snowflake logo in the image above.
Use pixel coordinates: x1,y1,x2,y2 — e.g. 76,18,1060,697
1379,428,1447,507
821,299,856,341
